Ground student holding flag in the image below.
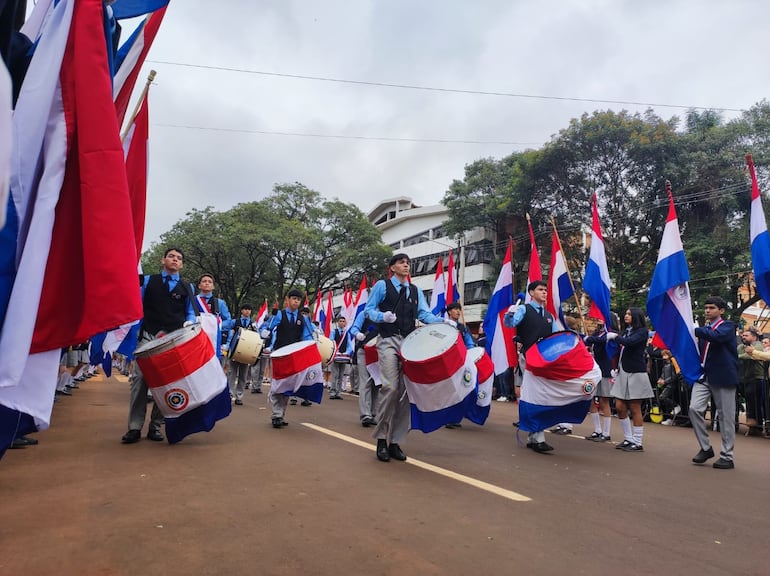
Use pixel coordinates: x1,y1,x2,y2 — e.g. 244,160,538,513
195,273,234,364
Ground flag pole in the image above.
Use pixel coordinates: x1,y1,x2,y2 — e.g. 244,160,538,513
550,216,586,333
121,69,156,143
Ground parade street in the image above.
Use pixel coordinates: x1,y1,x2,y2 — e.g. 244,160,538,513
2,373,769,576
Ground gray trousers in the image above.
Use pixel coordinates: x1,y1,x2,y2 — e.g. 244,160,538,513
355,347,379,421
228,360,251,400
128,332,163,433
349,357,360,393
329,361,348,396
372,335,410,445
269,390,289,419
690,380,736,462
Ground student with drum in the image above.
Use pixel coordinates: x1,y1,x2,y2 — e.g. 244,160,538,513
503,280,558,453
364,253,446,463
350,310,380,427
329,316,353,399
228,304,261,405
444,301,476,429
262,289,316,428
121,247,197,444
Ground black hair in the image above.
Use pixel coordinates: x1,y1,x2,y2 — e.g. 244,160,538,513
624,307,647,329
527,280,547,292
164,247,184,260
197,273,214,284
446,302,462,312
704,296,728,310
388,253,411,267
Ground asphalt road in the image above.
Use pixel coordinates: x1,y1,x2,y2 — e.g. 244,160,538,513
2,373,769,576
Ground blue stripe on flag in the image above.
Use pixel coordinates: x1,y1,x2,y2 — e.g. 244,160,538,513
164,385,232,444
410,393,476,433
751,231,770,304
0,405,36,460
281,382,324,404
518,398,592,433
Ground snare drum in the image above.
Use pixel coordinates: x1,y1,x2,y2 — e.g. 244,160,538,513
333,353,351,364
230,328,263,364
134,324,230,443
270,340,324,403
314,334,335,365
400,323,474,433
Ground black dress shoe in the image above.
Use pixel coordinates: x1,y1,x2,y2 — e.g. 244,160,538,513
147,430,164,442
234,398,243,405
16,435,39,446
10,438,27,449
251,388,262,394
713,458,734,469
300,400,311,406
527,441,554,454
376,439,390,462
445,423,462,429
388,443,407,461
55,388,72,396
692,447,715,464
121,429,141,444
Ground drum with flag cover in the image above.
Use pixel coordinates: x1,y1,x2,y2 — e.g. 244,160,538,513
230,328,263,364
463,346,495,426
134,324,231,443
399,323,476,433
270,340,325,403
363,336,382,386
518,330,601,432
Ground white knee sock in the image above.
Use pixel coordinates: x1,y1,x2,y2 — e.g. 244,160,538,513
632,426,644,446
591,412,601,433
619,417,633,442
601,416,612,437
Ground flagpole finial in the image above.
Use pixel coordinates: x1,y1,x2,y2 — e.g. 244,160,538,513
526,212,531,221
148,69,157,82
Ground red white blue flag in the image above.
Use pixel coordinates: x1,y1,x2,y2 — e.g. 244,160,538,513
747,154,770,305
482,239,517,376
429,257,446,315
446,250,460,305
545,227,573,329
646,182,702,385
583,193,612,325
525,215,542,302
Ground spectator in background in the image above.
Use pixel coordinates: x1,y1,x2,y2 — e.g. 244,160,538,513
738,327,765,436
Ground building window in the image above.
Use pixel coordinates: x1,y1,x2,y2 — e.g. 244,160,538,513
464,240,494,266
463,280,491,305
403,231,430,247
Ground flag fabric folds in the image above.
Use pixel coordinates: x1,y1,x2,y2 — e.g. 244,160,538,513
747,154,770,305
446,250,460,305
110,0,170,19
482,239,517,376
255,300,268,328
122,89,149,262
135,326,231,444
646,183,702,385
518,331,600,432
353,275,368,318
463,347,495,426
0,60,10,230
113,6,166,127
429,257,446,315
583,193,612,325
525,216,542,302
324,290,333,336
270,341,324,404
545,228,573,329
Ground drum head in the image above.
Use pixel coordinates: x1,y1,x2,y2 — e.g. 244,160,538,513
400,323,458,362
135,325,200,357
271,340,315,358
466,347,484,363
535,331,580,362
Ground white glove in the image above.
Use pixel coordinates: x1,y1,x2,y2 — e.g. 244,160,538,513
444,318,458,328
260,329,270,339
606,332,618,341
610,368,618,378
183,320,194,327
263,347,272,354
355,332,366,341
507,304,520,315
382,311,397,323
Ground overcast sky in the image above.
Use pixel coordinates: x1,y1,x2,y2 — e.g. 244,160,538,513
125,0,769,250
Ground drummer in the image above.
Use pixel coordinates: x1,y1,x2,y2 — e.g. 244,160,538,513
195,273,234,366
121,247,197,445
227,304,257,406
444,301,476,429
262,288,316,428
364,253,446,463
350,309,380,427
329,316,353,400
503,280,558,454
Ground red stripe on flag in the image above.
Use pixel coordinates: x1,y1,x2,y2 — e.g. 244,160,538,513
31,0,143,353
272,342,322,380
136,330,213,389
474,350,495,383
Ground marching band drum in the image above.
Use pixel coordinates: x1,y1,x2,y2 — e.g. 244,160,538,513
229,328,263,365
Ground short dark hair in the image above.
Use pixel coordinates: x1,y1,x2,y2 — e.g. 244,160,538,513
704,296,728,310
240,304,253,311
446,302,462,312
164,247,184,260
287,288,304,299
301,306,311,314
527,280,547,292
197,273,214,284
389,253,411,267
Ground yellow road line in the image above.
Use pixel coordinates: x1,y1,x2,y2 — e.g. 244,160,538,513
301,422,532,503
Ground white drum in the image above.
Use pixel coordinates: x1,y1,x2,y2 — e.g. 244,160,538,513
230,328,263,364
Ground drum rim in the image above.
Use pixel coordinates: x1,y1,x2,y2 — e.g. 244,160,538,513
135,325,200,356
270,339,316,357
399,323,460,362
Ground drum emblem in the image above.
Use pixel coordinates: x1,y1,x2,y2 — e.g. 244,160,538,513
478,390,487,400
463,369,473,387
165,388,190,411
306,370,318,381
581,380,595,396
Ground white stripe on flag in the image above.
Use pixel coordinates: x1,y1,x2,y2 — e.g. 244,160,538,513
271,362,324,395
520,363,601,407
405,362,477,412
151,354,227,418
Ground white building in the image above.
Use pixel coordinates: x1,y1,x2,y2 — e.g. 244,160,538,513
367,197,497,327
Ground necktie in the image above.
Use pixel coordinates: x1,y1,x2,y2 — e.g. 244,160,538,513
539,307,543,317
290,313,295,324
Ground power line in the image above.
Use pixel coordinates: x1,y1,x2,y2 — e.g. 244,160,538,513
152,122,539,146
146,59,746,113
